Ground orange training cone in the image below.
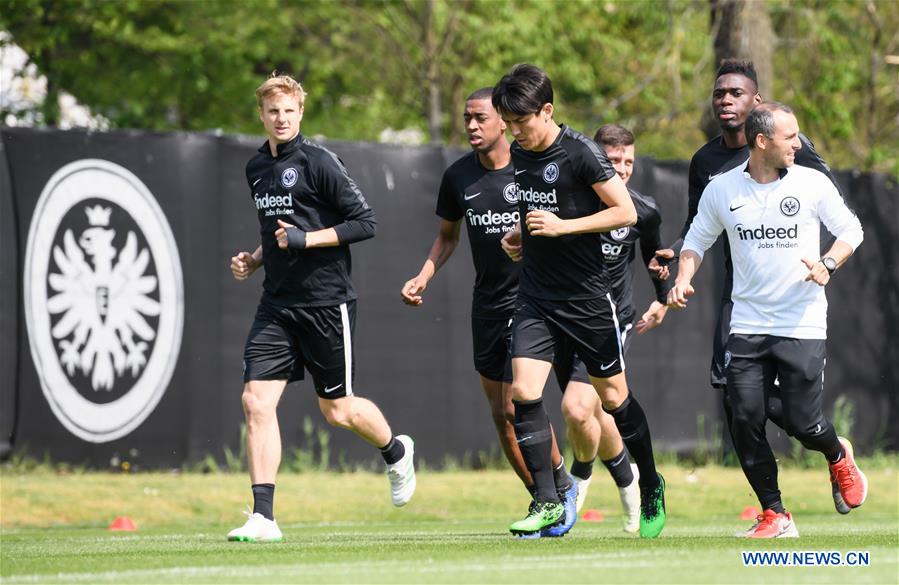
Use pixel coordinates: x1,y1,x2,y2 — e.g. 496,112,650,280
582,509,604,522
109,516,137,531
740,506,761,520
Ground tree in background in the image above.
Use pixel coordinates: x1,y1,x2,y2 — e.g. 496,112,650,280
1,0,895,175
701,0,775,139
0,0,294,130
769,0,898,174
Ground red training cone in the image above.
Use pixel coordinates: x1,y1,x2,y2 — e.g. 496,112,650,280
582,509,604,522
108,516,137,531
740,506,761,520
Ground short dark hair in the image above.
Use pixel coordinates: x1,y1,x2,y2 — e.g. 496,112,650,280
491,64,553,116
744,102,794,148
716,59,758,91
593,124,635,148
467,87,494,102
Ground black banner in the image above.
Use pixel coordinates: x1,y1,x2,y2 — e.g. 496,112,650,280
2,127,895,469
0,135,18,459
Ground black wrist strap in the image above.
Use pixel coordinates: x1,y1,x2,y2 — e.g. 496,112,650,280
286,229,307,250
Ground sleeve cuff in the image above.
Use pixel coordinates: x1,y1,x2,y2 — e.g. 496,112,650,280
835,232,863,252
682,243,704,262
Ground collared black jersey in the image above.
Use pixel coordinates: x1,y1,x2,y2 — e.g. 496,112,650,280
435,152,520,318
600,188,670,325
678,133,839,300
513,125,617,301
245,134,375,307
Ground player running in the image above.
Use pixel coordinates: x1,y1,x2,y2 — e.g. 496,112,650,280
494,64,666,539
650,59,851,514
559,124,673,524
227,73,415,542
401,88,638,536
670,102,867,538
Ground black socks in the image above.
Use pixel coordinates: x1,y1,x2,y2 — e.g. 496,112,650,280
826,444,844,464
604,393,660,491
380,435,405,465
513,398,559,503
252,483,275,520
602,449,635,488
553,458,572,493
570,457,595,481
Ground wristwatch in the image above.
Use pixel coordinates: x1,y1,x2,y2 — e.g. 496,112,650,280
821,256,837,275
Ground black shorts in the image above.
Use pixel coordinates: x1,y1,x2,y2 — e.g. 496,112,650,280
551,350,592,391
618,318,635,356
473,314,591,387
511,293,624,378
243,300,356,399
725,334,828,431
711,298,733,388
472,315,514,382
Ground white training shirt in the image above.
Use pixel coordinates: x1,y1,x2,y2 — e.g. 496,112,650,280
682,163,863,339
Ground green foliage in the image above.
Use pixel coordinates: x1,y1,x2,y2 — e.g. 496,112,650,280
691,412,725,466
282,416,332,473
209,417,335,473
183,454,223,474
2,396,891,473
830,394,856,438
0,450,87,474
221,423,247,473
2,0,258,128
432,446,509,472
2,0,894,173
767,0,899,175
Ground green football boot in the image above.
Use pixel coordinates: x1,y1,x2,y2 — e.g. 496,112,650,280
639,473,666,538
509,500,565,537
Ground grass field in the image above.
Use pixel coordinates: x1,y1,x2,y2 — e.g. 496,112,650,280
1,463,896,584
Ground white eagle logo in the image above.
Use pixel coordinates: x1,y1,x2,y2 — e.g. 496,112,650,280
25,158,184,443
610,227,630,241
48,205,160,391
780,196,800,217
543,162,559,184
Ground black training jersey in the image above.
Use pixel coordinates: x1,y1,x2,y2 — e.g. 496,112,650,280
436,152,520,318
245,133,376,307
678,133,840,300
601,188,670,325
512,125,617,301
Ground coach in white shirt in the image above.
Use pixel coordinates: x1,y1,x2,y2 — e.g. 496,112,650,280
669,102,868,539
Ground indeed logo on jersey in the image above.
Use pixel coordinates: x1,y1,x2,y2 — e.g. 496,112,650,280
602,242,624,259
467,208,520,234
735,223,799,249
254,192,294,217
519,186,559,212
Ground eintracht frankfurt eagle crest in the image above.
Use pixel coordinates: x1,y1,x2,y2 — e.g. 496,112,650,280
24,159,184,443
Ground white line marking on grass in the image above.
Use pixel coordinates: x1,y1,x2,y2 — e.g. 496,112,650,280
7,549,896,584
2,551,667,583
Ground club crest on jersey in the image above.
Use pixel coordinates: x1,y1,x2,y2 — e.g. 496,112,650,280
542,162,559,184
610,227,630,241
24,159,184,443
503,182,518,204
281,167,298,188
780,196,800,217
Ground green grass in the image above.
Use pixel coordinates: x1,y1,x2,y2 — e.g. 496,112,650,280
1,464,897,584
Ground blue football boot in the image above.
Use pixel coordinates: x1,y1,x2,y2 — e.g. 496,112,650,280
542,481,578,537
